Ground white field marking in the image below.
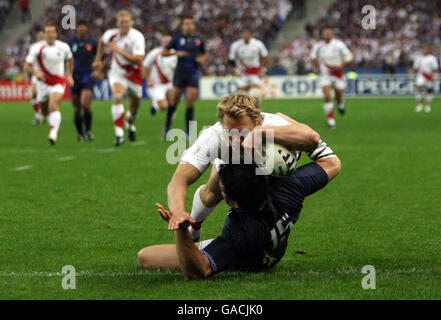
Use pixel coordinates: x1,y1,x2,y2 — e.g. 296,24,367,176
1,267,439,278
130,140,147,147
57,156,75,162
96,148,117,153
10,165,32,171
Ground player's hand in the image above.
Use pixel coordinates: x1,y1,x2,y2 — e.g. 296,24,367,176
167,208,195,231
108,42,121,54
195,56,204,64
92,60,103,70
156,203,172,222
34,71,45,82
175,51,188,58
147,79,155,87
66,74,74,86
91,70,102,81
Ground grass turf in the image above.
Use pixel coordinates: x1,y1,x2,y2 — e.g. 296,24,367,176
0,97,440,299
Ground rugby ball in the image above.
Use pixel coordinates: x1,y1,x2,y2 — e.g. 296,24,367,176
257,143,300,177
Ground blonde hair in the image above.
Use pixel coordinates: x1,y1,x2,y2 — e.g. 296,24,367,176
217,92,261,124
116,10,133,21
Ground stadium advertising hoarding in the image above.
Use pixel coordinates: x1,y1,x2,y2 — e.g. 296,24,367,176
1,75,440,101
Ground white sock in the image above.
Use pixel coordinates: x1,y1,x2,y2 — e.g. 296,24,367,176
425,93,433,105
48,111,61,136
188,185,216,239
111,104,125,137
338,103,344,110
152,100,159,111
416,93,423,104
323,102,334,119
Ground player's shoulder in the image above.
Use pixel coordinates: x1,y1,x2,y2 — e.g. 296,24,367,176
261,112,291,126
332,38,346,47
30,40,45,50
251,37,265,46
55,40,70,50
130,28,144,38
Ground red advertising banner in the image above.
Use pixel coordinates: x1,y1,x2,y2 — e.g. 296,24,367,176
0,81,70,101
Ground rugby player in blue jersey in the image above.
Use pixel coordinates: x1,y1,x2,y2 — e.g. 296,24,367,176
162,16,208,138
69,20,102,142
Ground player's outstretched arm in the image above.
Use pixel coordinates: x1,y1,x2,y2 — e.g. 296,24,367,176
261,112,321,152
167,163,201,230
175,221,213,280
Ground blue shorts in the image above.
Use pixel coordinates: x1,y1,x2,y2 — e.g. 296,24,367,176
71,71,95,95
173,73,199,89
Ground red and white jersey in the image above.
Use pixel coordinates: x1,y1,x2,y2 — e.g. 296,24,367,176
25,40,72,85
101,28,145,84
142,47,177,85
310,39,352,78
413,54,439,81
229,38,268,75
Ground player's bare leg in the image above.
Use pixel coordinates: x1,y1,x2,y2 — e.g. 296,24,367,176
39,100,49,121
322,85,335,128
185,86,198,138
126,93,140,141
137,243,200,270
47,92,63,145
81,89,94,141
248,84,263,104
31,83,42,125
111,83,127,146
424,87,433,112
188,165,223,241
415,85,424,112
164,87,183,138
335,88,345,115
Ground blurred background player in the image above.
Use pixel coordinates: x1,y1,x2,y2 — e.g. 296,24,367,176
162,16,208,139
93,10,145,146
27,31,46,125
409,45,439,113
228,27,268,98
142,33,177,116
69,20,101,142
310,27,353,129
24,22,74,145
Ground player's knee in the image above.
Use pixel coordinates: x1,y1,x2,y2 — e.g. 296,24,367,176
137,247,152,268
113,93,124,104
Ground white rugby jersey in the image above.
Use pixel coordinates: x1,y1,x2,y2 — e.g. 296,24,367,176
102,28,145,83
229,38,268,75
413,54,439,80
310,39,352,78
25,40,72,85
180,112,291,173
142,47,177,84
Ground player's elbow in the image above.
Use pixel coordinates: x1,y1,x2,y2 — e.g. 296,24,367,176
182,267,212,280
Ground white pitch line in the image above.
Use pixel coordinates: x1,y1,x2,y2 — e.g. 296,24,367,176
96,148,116,153
57,156,75,162
10,165,32,171
0,267,439,278
130,140,147,147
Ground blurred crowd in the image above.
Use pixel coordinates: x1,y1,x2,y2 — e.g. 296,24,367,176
277,0,441,75
0,0,299,80
0,0,14,30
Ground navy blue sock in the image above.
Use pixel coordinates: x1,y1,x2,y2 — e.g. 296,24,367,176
185,106,194,136
165,104,177,133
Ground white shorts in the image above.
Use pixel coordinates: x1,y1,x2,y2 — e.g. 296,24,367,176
108,72,142,98
320,74,346,90
36,81,65,102
149,82,173,103
237,74,262,88
415,75,434,89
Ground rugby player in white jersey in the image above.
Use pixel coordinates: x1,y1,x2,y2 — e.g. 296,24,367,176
142,33,177,116
409,45,439,113
228,27,269,98
310,27,353,128
165,92,321,241
93,10,145,146
24,22,74,145
27,31,45,125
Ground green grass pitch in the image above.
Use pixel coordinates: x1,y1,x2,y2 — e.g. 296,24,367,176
0,97,440,299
